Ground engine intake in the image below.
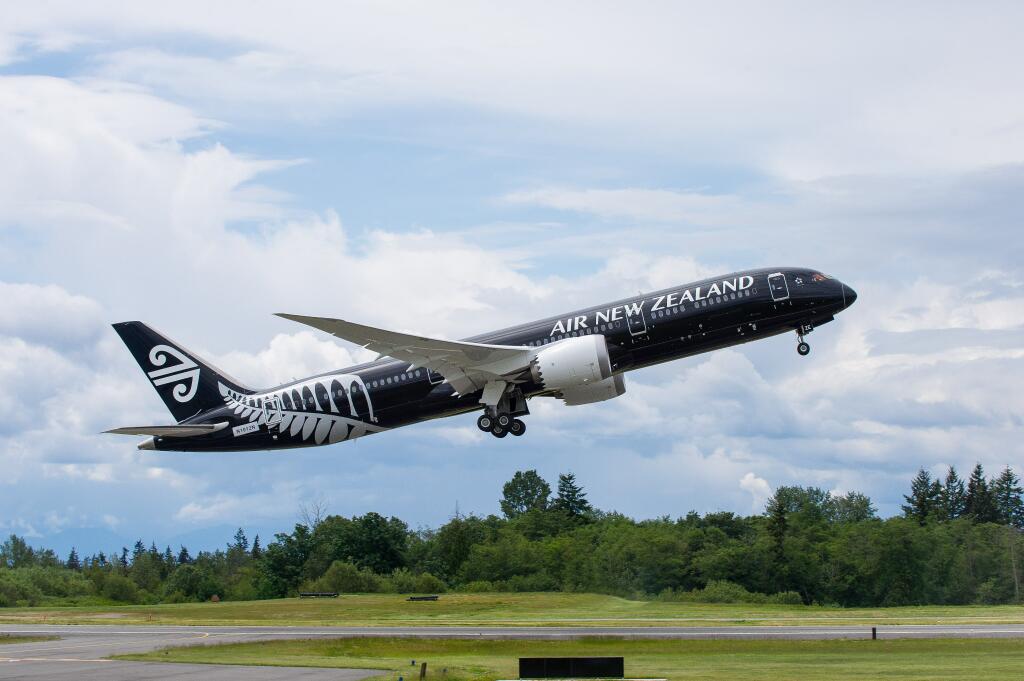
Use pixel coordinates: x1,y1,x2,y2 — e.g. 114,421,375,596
530,335,613,390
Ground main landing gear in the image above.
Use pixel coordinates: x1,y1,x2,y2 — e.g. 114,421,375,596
477,413,527,438
796,322,813,356
477,384,529,438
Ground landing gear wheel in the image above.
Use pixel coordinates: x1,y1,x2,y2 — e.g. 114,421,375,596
797,341,810,356
477,414,493,432
491,425,508,438
496,413,512,428
509,419,526,436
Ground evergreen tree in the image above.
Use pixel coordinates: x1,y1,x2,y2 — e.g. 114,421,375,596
901,468,940,524
500,470,551,518
251,534,262,560
177,545,192,565
966,463,998,523
132,539,145,563
163,546,175,568
120,547,129,569
232,528,249,552
992,466,1024,528
940,466,967,520
553,472,592,518
764,489,789,591
65,547,81,571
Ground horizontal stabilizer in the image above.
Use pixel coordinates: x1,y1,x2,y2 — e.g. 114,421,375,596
104,422,229,438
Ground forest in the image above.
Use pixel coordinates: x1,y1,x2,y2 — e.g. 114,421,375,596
2,464,1022,608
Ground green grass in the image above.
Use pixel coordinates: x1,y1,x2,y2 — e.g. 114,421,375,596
116,636,1024,680
4,593,1024,627
0,634,57,644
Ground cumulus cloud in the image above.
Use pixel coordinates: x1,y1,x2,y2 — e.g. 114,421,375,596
0,5,1022,547
739,473,772,512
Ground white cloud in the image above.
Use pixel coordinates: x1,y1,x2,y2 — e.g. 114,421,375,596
739,473,772,512
4,4,1024,177
505,188,745,225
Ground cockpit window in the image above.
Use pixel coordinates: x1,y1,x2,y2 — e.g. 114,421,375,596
811,272,831,282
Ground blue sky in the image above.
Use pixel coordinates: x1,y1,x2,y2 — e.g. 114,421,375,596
1,2,1023,556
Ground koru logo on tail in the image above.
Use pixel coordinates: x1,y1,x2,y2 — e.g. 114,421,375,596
147,344,199,402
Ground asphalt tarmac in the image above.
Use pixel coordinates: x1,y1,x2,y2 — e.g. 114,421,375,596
3,623,1024,680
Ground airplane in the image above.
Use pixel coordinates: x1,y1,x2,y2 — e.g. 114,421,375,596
107,267,856,450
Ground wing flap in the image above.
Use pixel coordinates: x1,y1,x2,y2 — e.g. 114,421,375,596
104,422,229,438
276,313,533,394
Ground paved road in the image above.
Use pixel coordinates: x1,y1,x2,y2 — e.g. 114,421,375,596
4,623,1024,680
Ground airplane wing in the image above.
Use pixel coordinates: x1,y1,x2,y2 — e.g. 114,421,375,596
104,422,229,438
276,313,533,396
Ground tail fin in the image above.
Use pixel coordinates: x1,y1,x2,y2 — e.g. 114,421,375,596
112,321,254,422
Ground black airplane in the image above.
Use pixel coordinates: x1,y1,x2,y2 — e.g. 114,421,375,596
107,267,856,450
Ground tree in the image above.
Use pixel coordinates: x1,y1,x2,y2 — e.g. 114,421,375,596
177,545,192,565
940,466,967,520
232,528,249,552
764,490,789,591
251,535,262,560
0,534,36,568
553,472,592,518
65,547,81,571
831,492,877,523
966,463,998,523
902,468,940,524
992,467,1024,528
500,470,551,518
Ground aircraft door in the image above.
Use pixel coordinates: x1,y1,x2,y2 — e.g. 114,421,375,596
768,272,790,301
262,395,283,429
625,303,648,337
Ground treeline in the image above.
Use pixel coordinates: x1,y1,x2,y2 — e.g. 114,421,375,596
2,466,1023,608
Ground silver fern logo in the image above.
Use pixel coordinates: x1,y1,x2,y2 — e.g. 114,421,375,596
147,344,199,403
219,376,385,445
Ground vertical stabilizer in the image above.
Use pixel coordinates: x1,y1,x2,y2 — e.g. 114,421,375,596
112,321,254,422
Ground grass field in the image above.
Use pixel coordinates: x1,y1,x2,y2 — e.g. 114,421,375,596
117,636,1024,680
0,634,57,644
3,592,1024,627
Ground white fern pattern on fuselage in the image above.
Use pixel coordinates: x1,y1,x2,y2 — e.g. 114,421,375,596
218,375,385,445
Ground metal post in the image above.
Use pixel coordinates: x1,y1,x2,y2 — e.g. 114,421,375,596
871,627,877,640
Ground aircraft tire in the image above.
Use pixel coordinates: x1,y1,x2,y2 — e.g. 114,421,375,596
477,414,493,431
491,425,508,438
510,419,526,436
496,413,512,428
797,341,810,356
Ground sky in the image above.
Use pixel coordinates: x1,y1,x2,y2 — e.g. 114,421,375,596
1,2,1023,556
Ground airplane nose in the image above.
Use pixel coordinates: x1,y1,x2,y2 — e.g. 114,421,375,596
843,284,857,308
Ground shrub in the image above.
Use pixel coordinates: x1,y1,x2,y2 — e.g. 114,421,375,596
458,580,497,593
304,561,383,594
414,572,447,594
102,574,140,603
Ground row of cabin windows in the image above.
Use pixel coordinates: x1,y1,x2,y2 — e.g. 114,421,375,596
525,320,624,347
369,368,424,390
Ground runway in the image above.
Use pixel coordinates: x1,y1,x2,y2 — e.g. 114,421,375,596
3,623,1024,680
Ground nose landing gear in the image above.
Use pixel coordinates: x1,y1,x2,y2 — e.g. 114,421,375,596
795,322,813,356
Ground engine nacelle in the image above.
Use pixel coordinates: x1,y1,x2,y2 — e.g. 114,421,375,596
560,373,626,405
530,335,613,391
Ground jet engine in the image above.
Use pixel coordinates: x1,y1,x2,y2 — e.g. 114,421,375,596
531,334,613,390
559,373,626,405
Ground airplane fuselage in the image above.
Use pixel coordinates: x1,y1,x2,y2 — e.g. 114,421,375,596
129,267,856,451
